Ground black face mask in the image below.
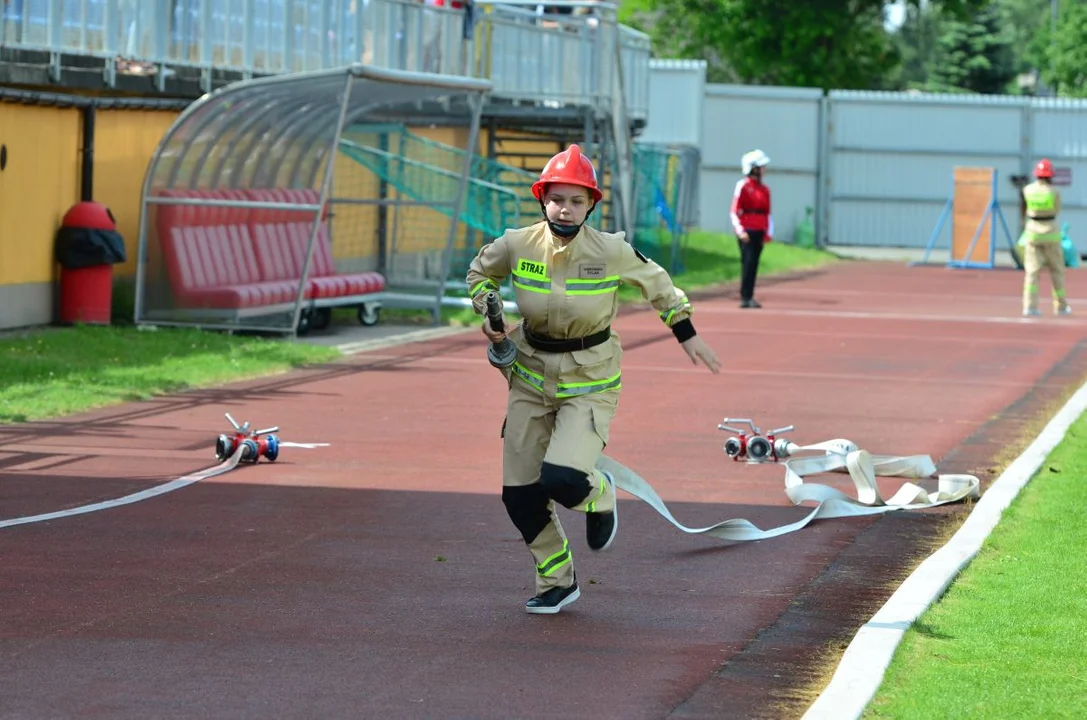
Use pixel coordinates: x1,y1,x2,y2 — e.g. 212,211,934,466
541,199,596,239
548,220,580,238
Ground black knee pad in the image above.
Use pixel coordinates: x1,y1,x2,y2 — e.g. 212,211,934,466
539,462,592,509
502,484,552,544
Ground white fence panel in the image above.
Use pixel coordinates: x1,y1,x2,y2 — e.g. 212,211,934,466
699,84,822,244
826,91,1026,249
643,60,1087,251
1031,98,1087,246
639,59,707,147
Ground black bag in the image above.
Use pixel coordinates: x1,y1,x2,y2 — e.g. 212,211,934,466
55,225,126,269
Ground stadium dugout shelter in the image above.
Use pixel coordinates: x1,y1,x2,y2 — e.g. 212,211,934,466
134,63,493,336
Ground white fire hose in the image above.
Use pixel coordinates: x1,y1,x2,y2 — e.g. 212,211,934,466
0,439,328,531
596,421,980,544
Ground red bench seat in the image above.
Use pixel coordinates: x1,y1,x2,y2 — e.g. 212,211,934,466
244,188,385,299
155,187,384,321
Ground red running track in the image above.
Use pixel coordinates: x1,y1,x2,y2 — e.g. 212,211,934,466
1,261,1084,719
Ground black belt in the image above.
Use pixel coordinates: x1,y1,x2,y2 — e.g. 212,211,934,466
1029,214,1056,221
524,325,611,353
742,210,767,215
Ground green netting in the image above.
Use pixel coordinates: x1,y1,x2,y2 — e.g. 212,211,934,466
575,140,696,275
334,125,698,292
340,128,520,239
338,123,538,281
631,144,690,275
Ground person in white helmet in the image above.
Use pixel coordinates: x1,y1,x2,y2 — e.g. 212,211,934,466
730,149,773,308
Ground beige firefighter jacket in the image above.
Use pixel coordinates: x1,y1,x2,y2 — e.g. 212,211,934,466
466,221,693,399
1022,180,1062,242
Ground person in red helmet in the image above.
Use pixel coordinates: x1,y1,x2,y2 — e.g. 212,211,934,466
466,143,721,614
1021,158,1071,317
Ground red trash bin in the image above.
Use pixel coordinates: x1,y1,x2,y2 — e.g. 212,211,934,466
54,202,126,325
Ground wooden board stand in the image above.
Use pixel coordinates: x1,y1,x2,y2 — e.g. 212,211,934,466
915,166,1021,269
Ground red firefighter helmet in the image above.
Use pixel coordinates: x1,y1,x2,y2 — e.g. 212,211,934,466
1034,158,1055,179
531,144,603,203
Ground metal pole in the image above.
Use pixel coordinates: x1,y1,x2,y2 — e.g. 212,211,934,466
989,169,998,267
288,73,355,338
134,82,218,326
433,92,485,325
80,106,96,201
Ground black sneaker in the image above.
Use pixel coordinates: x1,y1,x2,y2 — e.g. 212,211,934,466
586,471,618,551
525,582,581,615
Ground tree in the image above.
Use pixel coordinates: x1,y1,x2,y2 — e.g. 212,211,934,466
997,0,1053,80
926,3,1018,93
622,0,992,90
1042,1,1087,96
888,0,946,90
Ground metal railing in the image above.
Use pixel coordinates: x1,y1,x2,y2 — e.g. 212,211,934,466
1,0,650,120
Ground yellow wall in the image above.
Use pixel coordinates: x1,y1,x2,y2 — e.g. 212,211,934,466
0,104,81,285
329,148,382,268
0,104,179,288
331,125,492,263
487,130,561,173
92,109,181,277
0,106,562,296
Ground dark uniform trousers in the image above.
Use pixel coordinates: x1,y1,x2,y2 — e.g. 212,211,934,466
738,229,765,302
501,367,618,597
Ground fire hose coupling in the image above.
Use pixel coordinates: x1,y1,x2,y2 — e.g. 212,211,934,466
215,413,281,464
485,291,517,370
718,417,796,463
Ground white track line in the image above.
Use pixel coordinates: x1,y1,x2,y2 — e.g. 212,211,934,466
802,379,1087,720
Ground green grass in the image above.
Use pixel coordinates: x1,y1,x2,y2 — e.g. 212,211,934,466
863,411,1087,719
0,325,341,424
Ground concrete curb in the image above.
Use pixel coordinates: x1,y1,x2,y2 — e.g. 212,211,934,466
802,379,1087,719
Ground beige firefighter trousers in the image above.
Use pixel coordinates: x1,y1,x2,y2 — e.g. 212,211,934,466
501,373,619,595
1023,241,1068,313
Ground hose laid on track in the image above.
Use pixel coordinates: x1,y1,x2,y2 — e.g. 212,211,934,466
0,441,328,530
597,439,980,544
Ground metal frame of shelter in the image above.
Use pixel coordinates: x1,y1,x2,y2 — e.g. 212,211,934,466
134,63,493,336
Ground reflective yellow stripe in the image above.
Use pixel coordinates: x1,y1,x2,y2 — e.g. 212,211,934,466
567,276,620,295
659,296,692,324
513,363,621,397
557,372,621,397
513,258,551,293
585,477,607,512
514,277,551,293
471,280,498,298
513,362,544,391
537,539,572,577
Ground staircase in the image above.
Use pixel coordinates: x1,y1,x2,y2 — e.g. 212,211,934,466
488,127,623,232
338,125,542,288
